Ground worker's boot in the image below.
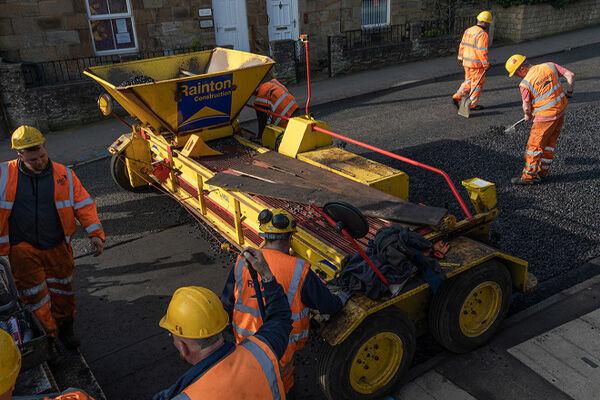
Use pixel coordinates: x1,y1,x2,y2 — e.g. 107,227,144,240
57,319,80,350
511,177,541,185
451,97,460,108
470,105,485,111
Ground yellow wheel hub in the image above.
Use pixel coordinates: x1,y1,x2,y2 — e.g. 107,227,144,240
459,281,502,337
349,332,403,394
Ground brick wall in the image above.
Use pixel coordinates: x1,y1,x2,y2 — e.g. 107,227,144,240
492,0,600,42
0,0,217,63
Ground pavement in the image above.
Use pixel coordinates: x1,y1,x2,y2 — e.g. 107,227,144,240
3,26,600,400
2,25,600,165
396,258,600,400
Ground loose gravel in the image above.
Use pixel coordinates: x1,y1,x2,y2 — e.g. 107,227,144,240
367,104,600,282
119,75,155,86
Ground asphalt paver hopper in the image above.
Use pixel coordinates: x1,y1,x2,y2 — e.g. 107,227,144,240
85,48,274,137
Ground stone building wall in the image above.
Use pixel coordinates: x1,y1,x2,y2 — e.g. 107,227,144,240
0,0,217,63
245,0,270,54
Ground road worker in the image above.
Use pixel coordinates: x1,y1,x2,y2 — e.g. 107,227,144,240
154,247,291,400
452,11,492,110
0,329,95,399
505,54,575,185
253,78,301,137
221,208,349,395
1,126,105,349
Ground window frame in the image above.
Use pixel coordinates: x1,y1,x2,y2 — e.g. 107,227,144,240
85,0,139,56
361,0,391,28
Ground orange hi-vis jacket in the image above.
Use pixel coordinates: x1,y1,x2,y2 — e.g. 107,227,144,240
0,160,105,255
43,390,95,399
458,26,489,69
232,249,310,382
253,79,299,127
174,335,286,400
520,63,568,118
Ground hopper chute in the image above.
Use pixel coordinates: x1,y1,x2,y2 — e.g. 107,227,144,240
84,48,274,135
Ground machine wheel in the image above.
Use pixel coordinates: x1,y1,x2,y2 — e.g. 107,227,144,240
318,308,416,400
110,154,151,192
429,261,512,353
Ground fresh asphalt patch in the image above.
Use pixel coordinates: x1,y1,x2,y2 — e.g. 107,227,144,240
364,102,600,293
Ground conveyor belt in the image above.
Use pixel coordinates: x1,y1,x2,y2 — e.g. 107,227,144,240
196,137,392,254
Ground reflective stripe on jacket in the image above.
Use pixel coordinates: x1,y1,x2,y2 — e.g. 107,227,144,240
174,336,285,400
232,249,310,376
253,79,299,127
0,160,105,255
458,26,489,68
520,63,568,118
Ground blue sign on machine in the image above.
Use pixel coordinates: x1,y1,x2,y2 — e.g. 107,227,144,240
177,73,233,132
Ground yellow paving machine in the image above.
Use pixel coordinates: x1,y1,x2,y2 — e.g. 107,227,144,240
85,45,535,400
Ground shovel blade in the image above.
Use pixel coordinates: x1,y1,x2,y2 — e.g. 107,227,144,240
458,97,471,118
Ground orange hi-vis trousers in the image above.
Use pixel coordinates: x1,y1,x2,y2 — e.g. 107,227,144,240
9,241,75,337
521,116,565,181
453,67,486,107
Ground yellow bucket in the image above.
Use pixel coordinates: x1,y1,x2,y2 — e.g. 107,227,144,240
84,48,274,135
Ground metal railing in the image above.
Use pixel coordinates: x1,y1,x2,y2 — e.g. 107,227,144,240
342,23,410,50
22,46,212,88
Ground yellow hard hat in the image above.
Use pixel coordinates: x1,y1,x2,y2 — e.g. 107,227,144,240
505,54,527,77
159,286,229,339
258,208,297,237
11,125,45,151
477,11,493,23
0,329,21,395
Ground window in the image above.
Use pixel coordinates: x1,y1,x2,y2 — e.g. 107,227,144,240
86,0,138,55
361,0,390,27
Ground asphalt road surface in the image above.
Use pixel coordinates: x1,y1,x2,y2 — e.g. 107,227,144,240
68,43,600,399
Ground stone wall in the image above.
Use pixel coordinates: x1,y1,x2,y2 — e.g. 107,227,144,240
329,22,457,76
136,0,216,51
492,0,600,42
0,61,104,136
0,0,217,63
245,0,270,54
270,39,297,84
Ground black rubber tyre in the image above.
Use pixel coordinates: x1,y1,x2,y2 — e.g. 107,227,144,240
429,261,512,353
110,154,151,192
318,308,416,400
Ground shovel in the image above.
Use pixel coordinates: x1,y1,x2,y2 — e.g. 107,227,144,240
458,70,487,118
504,117,526,134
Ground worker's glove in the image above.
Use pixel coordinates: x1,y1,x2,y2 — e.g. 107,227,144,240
241,247,273,281
90,237,104,257
566,90,573,98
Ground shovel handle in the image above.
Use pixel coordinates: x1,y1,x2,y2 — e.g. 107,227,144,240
467,69,487,97
506,117,526,132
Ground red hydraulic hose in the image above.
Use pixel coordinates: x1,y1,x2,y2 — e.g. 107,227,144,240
311,125,473,220
314,205,390,286
301,35,312,115
247,103,472,220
